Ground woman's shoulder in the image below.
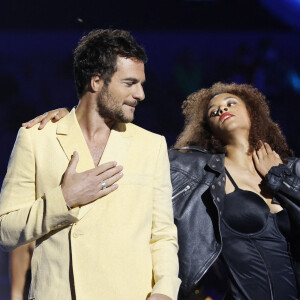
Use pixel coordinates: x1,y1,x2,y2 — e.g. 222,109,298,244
168,146,215,174
168,146,211,162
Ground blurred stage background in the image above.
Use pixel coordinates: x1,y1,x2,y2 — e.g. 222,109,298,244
0,0,300,299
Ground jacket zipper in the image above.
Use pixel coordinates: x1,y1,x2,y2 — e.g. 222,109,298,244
172,185,191,200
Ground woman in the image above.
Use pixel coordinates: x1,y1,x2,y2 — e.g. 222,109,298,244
170,82,300,299
10,242,34,300
24,82,300,299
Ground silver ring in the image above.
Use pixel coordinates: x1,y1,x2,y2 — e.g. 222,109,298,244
101,181,107,190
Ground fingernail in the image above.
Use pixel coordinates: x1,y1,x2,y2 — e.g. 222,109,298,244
119,172,123,176
113,161,117,166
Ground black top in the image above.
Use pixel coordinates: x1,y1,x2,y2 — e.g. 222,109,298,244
220,169,298,300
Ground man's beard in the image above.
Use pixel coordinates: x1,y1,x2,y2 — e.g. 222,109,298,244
96,85,134,123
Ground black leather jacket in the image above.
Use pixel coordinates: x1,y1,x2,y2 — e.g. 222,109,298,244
169,147,300,296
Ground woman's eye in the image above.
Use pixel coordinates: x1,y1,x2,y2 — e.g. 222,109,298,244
210,110,218,117
228,101,236,107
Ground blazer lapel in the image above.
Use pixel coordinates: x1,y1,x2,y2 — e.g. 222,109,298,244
56,109,96,219
99,122,132,168
56,108,95,173
56,109,133,219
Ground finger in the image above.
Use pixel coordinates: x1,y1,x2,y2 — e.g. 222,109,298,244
90,161,118,176
264,142,273,155
52,112,60,122
252,150,259,165
257,140,264,149
22,114,46,128
22,121,30,127
39,111,60,129
273,150,280,158
55,108,70,119
96,184,119,199
259,141,268,157
256,147,264,160
97,171,123,189
66,151,79,174
51,108,69,123
98,165,123,181
273,150,283,163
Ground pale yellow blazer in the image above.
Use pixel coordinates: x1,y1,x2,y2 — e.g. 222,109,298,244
0,109,180,300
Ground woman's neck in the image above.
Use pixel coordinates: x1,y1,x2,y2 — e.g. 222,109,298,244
224,140,256,173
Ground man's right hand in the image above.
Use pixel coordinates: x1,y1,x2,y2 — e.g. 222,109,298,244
61,151,123,208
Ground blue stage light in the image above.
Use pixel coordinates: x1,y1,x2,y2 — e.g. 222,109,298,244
260,0,300,29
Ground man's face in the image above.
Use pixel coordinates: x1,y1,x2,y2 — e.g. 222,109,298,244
97,56,146,123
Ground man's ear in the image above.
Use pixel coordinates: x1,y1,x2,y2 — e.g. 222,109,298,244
90,75,104,92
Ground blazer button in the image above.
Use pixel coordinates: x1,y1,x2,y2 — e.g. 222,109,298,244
211,185,215,189
216,197,220,202
73,232,79,238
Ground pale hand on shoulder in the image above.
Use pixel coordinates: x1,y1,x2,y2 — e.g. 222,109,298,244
22,108,69,129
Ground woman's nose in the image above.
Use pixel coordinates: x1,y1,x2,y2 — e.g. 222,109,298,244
218,106,228,115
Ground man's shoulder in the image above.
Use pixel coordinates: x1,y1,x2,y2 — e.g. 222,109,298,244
20,121,57,138
21,110,75,139
126,123,163,141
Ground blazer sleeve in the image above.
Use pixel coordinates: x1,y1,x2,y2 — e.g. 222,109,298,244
150,136,181,300
0,127,79,252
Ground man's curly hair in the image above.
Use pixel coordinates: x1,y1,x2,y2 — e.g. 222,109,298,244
73,29,147,98
175,82,293,160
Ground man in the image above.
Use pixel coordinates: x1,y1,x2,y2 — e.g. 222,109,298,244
0,29,180,300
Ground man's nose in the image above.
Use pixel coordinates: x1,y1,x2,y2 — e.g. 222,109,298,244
133,84,145,101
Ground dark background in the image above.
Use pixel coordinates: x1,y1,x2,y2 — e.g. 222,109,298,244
0,0,300,299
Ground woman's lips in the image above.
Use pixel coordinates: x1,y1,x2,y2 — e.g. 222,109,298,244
220,112,234,123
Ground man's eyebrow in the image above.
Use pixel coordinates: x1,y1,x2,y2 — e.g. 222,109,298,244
122,77,146,84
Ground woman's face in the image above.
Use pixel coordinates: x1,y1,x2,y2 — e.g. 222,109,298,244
207,93,251,141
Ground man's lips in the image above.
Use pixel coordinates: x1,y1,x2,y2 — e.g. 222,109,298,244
220,112,234,123
124,101,138,108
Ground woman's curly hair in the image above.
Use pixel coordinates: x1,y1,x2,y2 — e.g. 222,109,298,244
175,82,293,160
